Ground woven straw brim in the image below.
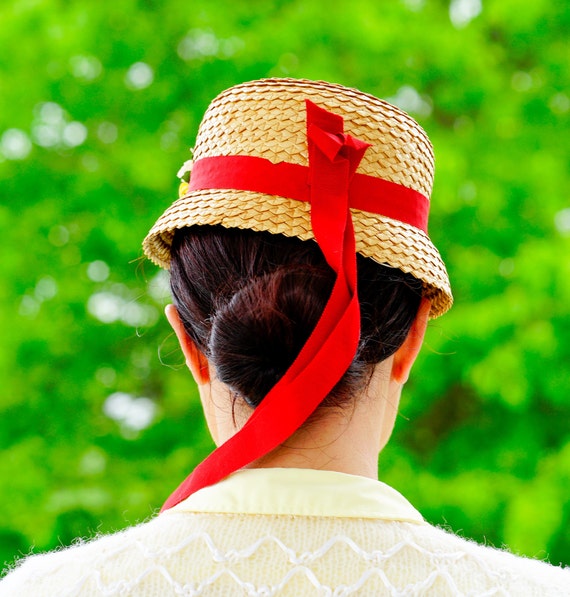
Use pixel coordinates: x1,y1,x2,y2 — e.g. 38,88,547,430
143,189,452,318
143,78,453,318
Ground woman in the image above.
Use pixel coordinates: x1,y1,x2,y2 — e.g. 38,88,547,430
2,79,568,595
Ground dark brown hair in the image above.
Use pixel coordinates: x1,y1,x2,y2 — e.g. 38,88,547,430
170,225,422,408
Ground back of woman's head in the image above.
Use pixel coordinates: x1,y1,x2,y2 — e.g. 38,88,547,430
170,225,422,409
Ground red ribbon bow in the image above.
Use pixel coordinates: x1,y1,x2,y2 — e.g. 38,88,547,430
160,100,371,511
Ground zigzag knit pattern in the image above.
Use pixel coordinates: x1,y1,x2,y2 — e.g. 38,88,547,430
2,511,569,596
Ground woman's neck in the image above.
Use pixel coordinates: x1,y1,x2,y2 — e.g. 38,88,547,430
207,359,402,480
247,409,383,479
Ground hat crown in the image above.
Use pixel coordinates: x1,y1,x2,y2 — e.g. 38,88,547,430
143,77,452,317
193,78,434,200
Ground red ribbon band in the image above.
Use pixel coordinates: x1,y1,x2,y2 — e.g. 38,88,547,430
188,154,429,233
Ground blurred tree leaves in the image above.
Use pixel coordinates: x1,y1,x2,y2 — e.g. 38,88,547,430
1,0,569,572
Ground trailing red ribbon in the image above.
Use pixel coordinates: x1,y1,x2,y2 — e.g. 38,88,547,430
161,100,373,511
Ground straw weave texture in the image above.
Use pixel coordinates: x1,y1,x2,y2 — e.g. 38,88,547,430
143,78,452,317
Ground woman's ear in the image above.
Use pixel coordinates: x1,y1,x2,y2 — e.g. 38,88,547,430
165,304,210,385
391,297,431,384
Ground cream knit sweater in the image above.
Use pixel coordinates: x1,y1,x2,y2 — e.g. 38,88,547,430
2,468,569,596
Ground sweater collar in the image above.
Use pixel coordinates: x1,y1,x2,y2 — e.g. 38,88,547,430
165,468,425,525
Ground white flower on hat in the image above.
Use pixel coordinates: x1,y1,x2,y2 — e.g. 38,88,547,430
177,158,194,182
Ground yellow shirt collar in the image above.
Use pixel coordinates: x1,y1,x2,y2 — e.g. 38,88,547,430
166,468,425,525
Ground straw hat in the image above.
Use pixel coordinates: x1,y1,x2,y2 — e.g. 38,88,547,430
143,78,452,317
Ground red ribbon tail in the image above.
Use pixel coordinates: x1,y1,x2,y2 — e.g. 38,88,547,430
160,100,371,512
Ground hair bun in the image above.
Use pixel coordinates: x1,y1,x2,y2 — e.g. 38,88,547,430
209,266,333,407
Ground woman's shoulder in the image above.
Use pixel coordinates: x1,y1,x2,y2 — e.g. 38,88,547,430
0,512,186,596
0,510,259,596
410,521,570,595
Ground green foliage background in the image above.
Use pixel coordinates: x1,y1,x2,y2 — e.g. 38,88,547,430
1,0,569,572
